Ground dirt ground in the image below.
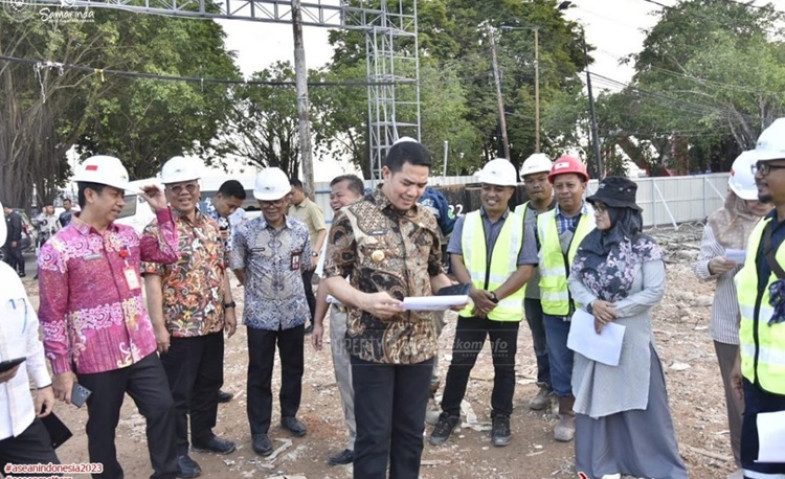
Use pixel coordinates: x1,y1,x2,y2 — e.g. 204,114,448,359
23,224,739,479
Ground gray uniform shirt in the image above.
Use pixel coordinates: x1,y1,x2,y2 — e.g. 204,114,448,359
447,207,539,270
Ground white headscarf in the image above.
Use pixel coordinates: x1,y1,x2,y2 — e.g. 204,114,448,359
0,202,6,245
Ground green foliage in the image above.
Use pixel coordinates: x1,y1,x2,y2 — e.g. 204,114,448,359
602,0,785,174
0,7,238,210
322,0,587,176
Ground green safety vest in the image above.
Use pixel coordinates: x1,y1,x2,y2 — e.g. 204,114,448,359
459,210,525,321
736,217,785,395
537,208,595,316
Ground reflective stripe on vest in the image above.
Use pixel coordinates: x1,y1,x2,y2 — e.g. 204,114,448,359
460,210,525,321
736,217,785,394
537,208,595,316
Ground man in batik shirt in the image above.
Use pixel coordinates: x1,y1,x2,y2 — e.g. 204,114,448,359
322,140,455,479
38,155,180,479
142,157,237,479
232,167,312,457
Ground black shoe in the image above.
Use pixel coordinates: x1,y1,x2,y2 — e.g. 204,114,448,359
176,455,201,478
280,416,307,437
491,414,511,447
217,390,234,403
192,435,236,455
429,412,459,445
303,323,314,335
18,272,25,278
252,433,273,456
327,448,354,466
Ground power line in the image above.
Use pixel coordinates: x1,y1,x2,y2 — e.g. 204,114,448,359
0,54,405,87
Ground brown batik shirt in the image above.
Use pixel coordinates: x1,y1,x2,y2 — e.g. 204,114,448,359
322,185,444,364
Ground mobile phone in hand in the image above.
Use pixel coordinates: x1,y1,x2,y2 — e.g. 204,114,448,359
71,382,92,408
0,357,25,373
436,283,471,297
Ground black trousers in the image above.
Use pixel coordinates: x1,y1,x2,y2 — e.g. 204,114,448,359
301,268,316,323
246,325,304,435
0,418,59,477
160,332,224,455
351,355,433,479
741,379,785,476
3,244,24,275
77,353,177,479
441,316,520,418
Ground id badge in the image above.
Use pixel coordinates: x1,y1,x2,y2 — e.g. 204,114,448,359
124,267,141,290
291,250,302,271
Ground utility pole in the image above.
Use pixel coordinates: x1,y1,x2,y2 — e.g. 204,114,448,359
292,0,314,197
488,25,511,160
581,27,603,179
534,27,540,153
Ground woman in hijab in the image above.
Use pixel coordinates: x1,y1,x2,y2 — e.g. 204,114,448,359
692,152,771,479
568,176,687,479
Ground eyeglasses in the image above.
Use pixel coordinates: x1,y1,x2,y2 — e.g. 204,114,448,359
593,202,608,213
751,162,785,177
166,183,198,195
260,199,286,208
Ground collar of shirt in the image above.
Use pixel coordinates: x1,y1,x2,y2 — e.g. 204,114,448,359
70,212,119,236
554,201,589,234
554,201,589,218
173,209,208,228
292,198,311,210
480,206,510,223
528,198,557,213
259,215,298,231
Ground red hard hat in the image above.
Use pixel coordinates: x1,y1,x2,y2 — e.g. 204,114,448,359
548,155,589,183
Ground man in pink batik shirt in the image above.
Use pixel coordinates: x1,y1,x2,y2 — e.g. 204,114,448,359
38,155,181,479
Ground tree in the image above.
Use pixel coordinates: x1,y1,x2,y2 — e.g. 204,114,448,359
601,0,785,174
322,0,587,175
0,7,239,210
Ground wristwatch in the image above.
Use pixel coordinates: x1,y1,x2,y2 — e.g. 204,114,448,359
489,291,500,304
224,301,236,309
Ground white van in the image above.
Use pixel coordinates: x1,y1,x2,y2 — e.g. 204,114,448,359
115,175,263,234
115,178,160,234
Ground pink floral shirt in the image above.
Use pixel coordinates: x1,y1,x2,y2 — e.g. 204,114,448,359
38,209,179,375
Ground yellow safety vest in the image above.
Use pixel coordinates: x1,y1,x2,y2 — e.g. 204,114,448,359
459,210,525,321
537,208,595,316
736,217,785,394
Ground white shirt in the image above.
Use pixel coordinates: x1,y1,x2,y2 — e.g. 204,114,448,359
0,262,51,439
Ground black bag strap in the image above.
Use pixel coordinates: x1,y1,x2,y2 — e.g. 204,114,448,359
763,223,785,280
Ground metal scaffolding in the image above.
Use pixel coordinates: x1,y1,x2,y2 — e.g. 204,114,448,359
10,0,421,180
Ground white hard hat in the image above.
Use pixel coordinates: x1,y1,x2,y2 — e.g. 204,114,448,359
477,158,518,186
520,153,553,178
160,156,201,184
253,167,291,201
394,136,418,144
755,118,785,161
73,155,131,191
0,201,6,245
729,150,760,200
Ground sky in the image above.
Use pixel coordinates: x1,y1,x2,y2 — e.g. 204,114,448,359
212,0,784,180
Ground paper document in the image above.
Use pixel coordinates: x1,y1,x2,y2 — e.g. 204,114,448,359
756,410,785,463
567,308,626,367
402,295,469,311
725,249,747,264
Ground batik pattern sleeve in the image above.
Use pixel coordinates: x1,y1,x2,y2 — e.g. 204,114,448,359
139,208,179,264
